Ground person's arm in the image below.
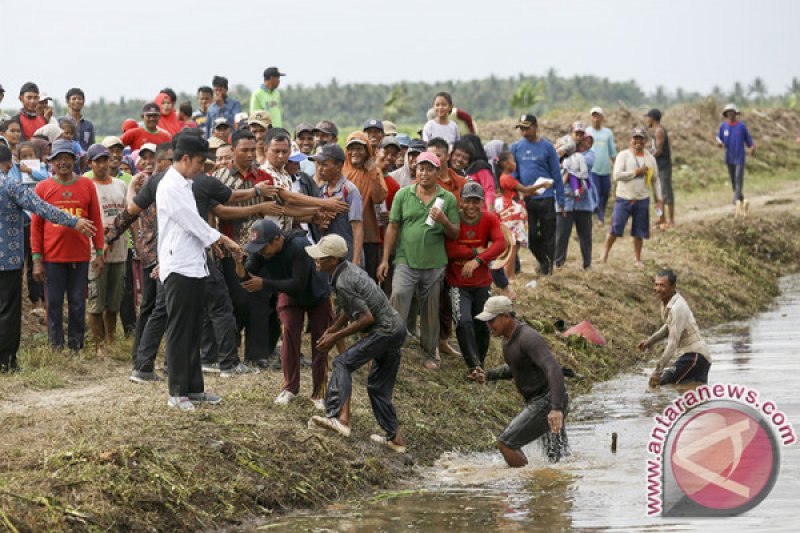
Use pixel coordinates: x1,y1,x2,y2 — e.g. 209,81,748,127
377,222,399,282
11,182,77,229
422,121,432,143
744,123,755,154
211,201,283,220
282,205,320,222
716,124,725,147
653,128,665,158
317,306,375,352
647,324,669,345
86,182,105,255
613,152,638,182
370,169,388,204
454,108,476,134
650,155,663,202
510,144,521,181
654,306,688,375
445,234,475,261
351,220,363,266
479,216,506,263
105,202,143,246
277,187,349,212
485,364,513,381
549,145,566,208
430,194,460,239
249,91,260,114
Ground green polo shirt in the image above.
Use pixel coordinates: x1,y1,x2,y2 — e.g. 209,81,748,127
250,87,283,128
390,184,459,269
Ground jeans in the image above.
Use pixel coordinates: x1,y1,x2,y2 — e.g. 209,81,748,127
592,173,612,223
44,262,89,350
450,285,491,369
389,264,444,361
524,196,556,275
727,163,745,202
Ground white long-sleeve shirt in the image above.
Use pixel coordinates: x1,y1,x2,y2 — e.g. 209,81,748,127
647,292,710,373
156,167,221,282
613,149,662,201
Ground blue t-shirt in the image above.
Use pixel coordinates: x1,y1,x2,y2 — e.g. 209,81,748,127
717,121,753,166
509,138,564,207
586,127,617,176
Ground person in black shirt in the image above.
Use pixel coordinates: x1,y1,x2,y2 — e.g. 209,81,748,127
476,296,568,467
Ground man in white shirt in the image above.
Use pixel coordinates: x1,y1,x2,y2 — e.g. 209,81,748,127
156,134,242,411
638,269,711,386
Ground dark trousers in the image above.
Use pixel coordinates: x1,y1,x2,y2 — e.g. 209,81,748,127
660,353,711,385
554,210,593,269
23,225,43,303
221,257,279,363
439,281,453,342
491,268,509,289
199,258,240,369
44,262,89,350
592,173,612,223
134,270,166,372
450,286,491,369
326,326,405,439
727,163,745,202
277,293,331,396
0,270,22,371
525,196,557,275
131,263,159,367
164,273,206,397
119,250,137,335
363,242,381,283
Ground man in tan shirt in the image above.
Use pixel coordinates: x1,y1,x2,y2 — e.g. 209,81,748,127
638,269,711,386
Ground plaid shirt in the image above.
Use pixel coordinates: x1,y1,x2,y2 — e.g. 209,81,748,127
213,164,273,245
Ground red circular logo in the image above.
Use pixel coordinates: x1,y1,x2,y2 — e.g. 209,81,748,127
670,406,776,511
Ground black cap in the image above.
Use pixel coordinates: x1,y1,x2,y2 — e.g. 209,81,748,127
313,120,338,137
515,114,537,128
407,139,427,154
363,119,384,132
245,219,282,253
309,143,346,163
295,122,314,137
646,108,662,121
175,135,211,158
263,67,286,78
142,102,160,115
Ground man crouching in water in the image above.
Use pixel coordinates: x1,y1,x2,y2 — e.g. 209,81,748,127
476,296,568,467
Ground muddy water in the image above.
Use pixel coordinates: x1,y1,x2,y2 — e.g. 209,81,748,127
263,276,800,532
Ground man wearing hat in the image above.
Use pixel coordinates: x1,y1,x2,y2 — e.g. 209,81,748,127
248,110,272,166
294,122,316,176
120,103,172,150
716,103,755,216
586,107,617,225
240,219,332,407
600,128,663,267
31,140,105,352
250,67,286,128
363,119,385,152
476,295,568,467
645,109,674,228
313,120,339,148
85,144,128,357
0,144,97,372
212,117,232,143
445,181,505,379
389,139,426,188
307,234,407,453
509,114,564,276
378,152,460,370
155,134,242,410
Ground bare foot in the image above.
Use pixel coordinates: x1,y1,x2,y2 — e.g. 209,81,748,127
634,260,644,268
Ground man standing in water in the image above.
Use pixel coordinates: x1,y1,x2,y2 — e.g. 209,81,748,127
638,269,711,386
476,296,568,467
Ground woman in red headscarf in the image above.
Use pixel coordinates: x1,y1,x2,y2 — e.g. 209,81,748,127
154,92,181,136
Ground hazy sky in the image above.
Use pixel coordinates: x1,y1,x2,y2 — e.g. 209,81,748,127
2,0,798,105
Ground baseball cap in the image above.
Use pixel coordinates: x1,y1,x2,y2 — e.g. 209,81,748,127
416,152,441,168
515,114,537,128
590,106,604,116
249,110,272,129
309,143,346,163
142,102,160,115
86,144,110,161
722,103,739,116
363,118,384,132
631,127,648,138
48,139,76,161
571,121,586,132
407,139,427,154
475,295,514,321
395,134,411,147
263,67,286,78
39,92,53,102
208,137,228,150
101,136,124,149
313,120,338,137
214,117,230,129
288,151,307,163
305,234,348,259
245,219,282,253
234,111,249,125
382,121,398,136
346,136,368,148
645,108,662,121
139,143,157,155
294,122,314,137
381,136,401,150
461,181,484,200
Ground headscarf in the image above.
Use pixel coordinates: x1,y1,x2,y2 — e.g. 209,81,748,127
343,131,384,244
155,92,181,136
389,149,414,187
461,134,492,176
34,123,63,143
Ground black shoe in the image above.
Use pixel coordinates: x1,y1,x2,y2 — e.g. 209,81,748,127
253,359,270,369
269,356,282,370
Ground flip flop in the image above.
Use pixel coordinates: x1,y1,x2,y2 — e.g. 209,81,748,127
311,415,351,437
370,434,407,454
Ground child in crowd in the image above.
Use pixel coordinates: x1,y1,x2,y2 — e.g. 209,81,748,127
495,152,527,280
422,92,460,149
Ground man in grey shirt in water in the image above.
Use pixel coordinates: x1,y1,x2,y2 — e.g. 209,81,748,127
476,296,568,467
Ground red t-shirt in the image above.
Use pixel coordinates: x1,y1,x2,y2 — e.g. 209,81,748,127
120,127,172,150
445,211,505,287
18,113,47,141
31,177,104,262
438,169,467,202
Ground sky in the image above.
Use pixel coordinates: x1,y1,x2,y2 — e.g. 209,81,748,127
2,0,798,105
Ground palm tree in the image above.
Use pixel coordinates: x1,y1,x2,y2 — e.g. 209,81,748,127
748,77,768,104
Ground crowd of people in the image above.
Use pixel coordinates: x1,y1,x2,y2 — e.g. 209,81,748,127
0,73,738,463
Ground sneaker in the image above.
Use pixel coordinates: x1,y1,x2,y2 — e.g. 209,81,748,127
311,397,325,411
311,415,351,437
220,362,260,378
274,389,296,405
370,434,407,454
269,356,282,370
129,370,162,383
187,392,222,405
167,396,195,411
253,359,270,369
201,363,221,373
